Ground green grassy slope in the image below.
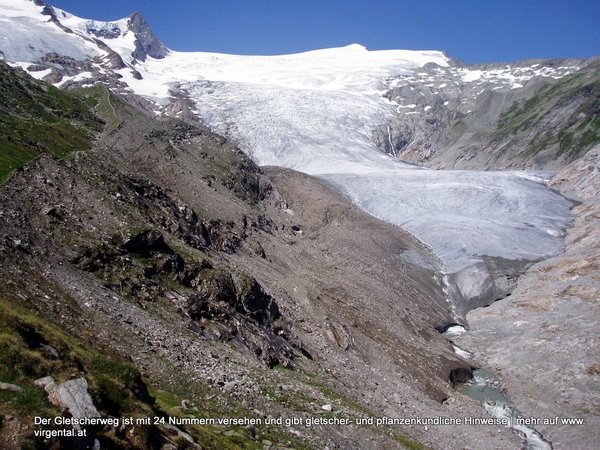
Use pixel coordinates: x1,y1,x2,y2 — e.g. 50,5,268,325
492,60,600,160
0,61,104,183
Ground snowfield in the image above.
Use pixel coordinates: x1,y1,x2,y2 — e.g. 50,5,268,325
0,1,574,299
0,1,101,62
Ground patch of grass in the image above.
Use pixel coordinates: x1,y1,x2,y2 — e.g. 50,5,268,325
151,376,314,450
151,386,264,449
266,365,427,449
0,295,151,419
72,85,122,133
558,130,574,155
152,388,182,410
394,434,428,450
492,63,600,160
0,384,52,415
0,61,103,183
578,121,600,151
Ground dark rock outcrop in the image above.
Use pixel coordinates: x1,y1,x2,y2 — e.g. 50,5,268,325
128,12,169,62
449,367,473,387
121,229,174,257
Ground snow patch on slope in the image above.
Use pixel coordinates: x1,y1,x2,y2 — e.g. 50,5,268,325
54,8,137,63
0,0,101,62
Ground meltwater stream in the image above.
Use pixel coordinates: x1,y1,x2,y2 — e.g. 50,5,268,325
463,369,552,450
444,327,552,450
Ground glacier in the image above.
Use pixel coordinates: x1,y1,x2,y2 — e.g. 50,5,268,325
0,0,574,312
145,49,571,258
144,46,572,312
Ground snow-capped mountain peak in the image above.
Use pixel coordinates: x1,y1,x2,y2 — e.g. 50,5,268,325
0,0,167,67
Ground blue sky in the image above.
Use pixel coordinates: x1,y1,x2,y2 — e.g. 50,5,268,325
48,0,599,63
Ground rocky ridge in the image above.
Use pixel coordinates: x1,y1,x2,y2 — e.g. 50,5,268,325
374,57,599,170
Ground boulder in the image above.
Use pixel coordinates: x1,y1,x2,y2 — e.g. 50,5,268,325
0,382,23,392
35,376,100,427
323,319,353,350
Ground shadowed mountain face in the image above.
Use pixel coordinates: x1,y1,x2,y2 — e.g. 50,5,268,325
128,12,169,62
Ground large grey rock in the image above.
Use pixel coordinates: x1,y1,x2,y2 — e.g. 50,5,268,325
0,382,23,392
323,319,353,350
128,12,169,62
35,376,100,426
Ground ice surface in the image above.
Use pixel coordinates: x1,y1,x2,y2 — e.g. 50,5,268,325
452,345,473,360
182,81,399,174
442,325,467,338
176,66,572,274
325,169,571,272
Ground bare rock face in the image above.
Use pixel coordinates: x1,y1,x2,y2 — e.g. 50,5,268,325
454,145,600,450
235,277,281,325
376,58,599,171
128,12,169,62
549,144,600,200
35,377,101,425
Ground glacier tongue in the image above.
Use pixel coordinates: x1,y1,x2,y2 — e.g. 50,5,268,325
321,165,572,314
324,169,572,273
